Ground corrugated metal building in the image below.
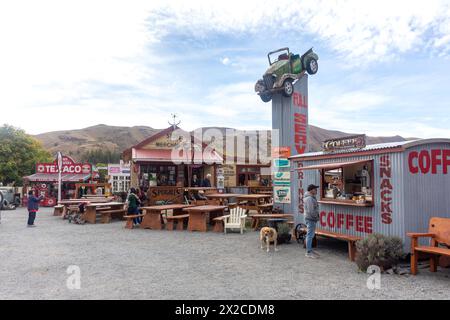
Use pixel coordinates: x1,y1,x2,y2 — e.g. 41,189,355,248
290,139,450,250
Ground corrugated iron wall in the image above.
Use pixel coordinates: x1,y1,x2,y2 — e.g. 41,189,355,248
403,142,450,247
292,150,409,249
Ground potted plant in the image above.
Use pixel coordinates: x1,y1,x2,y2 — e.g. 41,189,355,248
276,223,292,244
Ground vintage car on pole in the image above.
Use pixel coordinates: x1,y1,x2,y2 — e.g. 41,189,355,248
255,47,318,102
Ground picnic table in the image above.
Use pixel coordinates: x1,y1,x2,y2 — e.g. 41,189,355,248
250,213,294,230
83,202,125,224
205,193,241,206
235,194,272,213
183,205,227,232
140,204,194,230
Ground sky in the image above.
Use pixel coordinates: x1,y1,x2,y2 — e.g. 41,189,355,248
0,0,449,138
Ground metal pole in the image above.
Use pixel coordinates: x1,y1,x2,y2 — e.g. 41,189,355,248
57,152,62,204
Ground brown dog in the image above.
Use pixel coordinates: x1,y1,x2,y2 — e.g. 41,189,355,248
260,227,278,252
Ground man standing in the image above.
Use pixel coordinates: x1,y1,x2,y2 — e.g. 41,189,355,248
27,190,44,227
201,173,212,188
304,184,320,258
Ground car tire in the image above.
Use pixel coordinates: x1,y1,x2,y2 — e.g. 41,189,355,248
282,79,293,97
0,192,3,210
260,92,272,102
305,58,318,75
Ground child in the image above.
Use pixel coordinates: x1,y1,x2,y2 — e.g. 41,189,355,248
27,190,44,227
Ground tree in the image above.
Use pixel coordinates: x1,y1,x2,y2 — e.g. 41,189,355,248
80,149,121,164
0,124,52,185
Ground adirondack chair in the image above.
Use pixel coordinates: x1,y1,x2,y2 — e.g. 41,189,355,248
224,207,247,234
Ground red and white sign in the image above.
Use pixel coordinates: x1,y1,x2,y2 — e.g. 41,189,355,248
36,156,91,175
408,148,450,175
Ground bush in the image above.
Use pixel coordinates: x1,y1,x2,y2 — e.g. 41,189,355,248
277,223,291,236
355,233,405,272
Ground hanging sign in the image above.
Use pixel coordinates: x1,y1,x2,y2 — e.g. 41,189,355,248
273,172,291,186
322,134,366,152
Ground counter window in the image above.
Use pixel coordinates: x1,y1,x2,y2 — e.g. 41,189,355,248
320,160,374,206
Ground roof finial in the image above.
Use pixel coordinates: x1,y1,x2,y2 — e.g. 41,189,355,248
168,113,181,129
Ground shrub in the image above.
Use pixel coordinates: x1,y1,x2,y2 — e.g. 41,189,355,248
277,223,291,236
355,233,405,272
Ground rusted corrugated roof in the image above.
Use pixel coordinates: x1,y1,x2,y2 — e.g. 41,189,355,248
290,139,450,160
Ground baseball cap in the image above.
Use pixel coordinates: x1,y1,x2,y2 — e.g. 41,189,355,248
307,184,319,191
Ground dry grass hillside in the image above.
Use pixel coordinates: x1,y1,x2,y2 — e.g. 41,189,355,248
34,124,410,161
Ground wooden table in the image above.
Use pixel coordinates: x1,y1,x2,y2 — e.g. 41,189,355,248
236,194,272,213
140,204,194,230
183,205,227,232
250,213,294,230
205,193,241,206
83,202,124,224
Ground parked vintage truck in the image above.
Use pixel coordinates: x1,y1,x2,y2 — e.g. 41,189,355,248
0,187,21,210
255,47,318,102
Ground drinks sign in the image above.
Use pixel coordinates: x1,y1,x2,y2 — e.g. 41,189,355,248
36,156,92,174
322,134,366,152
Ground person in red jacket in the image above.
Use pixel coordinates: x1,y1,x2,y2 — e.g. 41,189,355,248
27,190,43,227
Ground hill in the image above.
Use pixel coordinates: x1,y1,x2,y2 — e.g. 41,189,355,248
34,124,411,161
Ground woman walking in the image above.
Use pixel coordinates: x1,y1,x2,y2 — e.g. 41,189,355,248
126,188,141,226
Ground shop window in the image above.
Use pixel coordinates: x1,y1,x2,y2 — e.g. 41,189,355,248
320,160,374,206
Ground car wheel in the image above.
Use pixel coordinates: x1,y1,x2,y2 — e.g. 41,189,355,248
306,58,318,75
260,92,272,102
282,79,293,97
0,193,3,210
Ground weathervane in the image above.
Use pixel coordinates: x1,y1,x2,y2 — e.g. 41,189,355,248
168,113,181,129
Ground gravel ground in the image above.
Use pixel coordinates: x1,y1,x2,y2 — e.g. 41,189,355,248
0,207,449,300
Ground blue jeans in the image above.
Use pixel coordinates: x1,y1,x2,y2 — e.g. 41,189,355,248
28,211,36,225
305,219,317,253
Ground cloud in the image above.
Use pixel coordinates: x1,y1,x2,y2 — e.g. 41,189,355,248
147,0,450,63
221,57,231,65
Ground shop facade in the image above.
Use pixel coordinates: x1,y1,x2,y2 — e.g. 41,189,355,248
23,155,93,206
290,138,450,250
107,161,131,193
122,126,223,203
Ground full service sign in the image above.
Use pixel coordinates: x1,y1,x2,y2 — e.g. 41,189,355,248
36,156,91,174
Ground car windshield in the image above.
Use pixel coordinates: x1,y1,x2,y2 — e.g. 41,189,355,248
268,49,289,65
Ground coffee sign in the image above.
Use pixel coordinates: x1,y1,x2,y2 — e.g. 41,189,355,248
322,135,366,152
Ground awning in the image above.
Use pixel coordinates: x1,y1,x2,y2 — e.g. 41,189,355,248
296,160,370,170
133,148,223,164
24,173,91,182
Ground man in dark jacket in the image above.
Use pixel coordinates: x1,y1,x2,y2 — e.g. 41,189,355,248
201,174,212,188
304,184,320,258
27,190,44,227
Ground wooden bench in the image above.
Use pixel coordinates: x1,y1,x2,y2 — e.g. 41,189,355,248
407,217,450,275
314,229,361,261
166,214,190,231
250,213,293,230
212,215,230,232
100,209,126,224
123,214,146,229
53,205,64,216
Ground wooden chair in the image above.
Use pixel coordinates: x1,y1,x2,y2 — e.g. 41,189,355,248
407,217,450,275
224,207,247,234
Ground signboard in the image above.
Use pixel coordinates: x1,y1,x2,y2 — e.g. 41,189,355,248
274,186,291,203
272,146,291,158
273,172,290,186
273,158,290,168
322,134,366,152
36,156,91,174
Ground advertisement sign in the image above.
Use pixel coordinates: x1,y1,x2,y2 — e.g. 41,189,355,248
322,134,366,152
274,186,291,203
273,158,290,168
273,172,290,186
272,146,291,158
36,156,91,174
